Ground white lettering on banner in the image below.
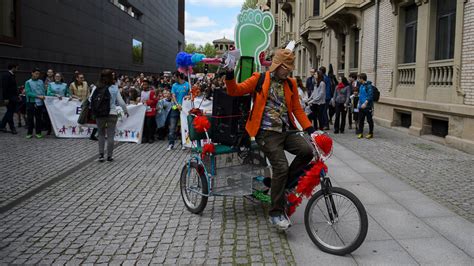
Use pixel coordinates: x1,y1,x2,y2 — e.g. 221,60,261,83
44,96,146,143
180,97,213,148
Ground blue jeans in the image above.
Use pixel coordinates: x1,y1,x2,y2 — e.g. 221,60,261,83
168,110,180,145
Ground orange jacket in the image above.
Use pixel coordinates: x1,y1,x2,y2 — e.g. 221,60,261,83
225,72,312,137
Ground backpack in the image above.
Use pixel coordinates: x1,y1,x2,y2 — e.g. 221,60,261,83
372,85,380,102
90,86,111,118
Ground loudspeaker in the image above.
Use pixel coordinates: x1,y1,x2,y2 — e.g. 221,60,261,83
212,88,251,147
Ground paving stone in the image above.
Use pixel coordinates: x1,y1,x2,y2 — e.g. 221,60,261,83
0,130,296,264
331,126,474,222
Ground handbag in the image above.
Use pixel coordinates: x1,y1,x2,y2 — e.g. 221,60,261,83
77,98,90,124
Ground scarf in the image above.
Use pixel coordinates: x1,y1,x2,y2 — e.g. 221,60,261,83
336,82,344,91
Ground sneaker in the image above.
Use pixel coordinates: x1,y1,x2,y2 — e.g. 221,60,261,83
181,146,186,150
365,133,373,139
98,154,105,162
35,134,43,139
357,134,363,139
26,134,33,139
0,128,6,133
269,214,291,231
166,144,174,151
11,129,18,135
107,157,114,162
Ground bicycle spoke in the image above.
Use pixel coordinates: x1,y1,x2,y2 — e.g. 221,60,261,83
308,191,363,252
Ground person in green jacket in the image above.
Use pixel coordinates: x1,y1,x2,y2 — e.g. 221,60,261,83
25,68,45,139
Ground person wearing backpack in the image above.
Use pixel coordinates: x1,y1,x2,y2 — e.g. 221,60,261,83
357,73,374,139
225,48,315,231
90,69,128,162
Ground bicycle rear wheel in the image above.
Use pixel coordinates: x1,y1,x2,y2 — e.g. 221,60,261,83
180,162,209,214
304,187,368,255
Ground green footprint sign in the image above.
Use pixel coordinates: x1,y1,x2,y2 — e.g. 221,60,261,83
234,9,275,82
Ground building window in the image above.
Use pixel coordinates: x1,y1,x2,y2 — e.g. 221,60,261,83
274,25,279,46
338,34,346,71
178,41,183,52
403,4,418,63
0,0,20,45
110,0,142,20
132,39,143,64
313,0,320,16
178,0,185,34
351,29,360,68
435,0,456,60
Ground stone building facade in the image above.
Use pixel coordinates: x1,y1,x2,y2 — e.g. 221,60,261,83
270,0,474,154
213,37,235,57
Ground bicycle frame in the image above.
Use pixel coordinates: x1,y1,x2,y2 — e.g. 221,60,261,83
185,155,213,197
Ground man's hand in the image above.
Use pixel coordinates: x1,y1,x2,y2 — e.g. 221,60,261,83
177,105,182,111
38,96,45,100
361,102,367,109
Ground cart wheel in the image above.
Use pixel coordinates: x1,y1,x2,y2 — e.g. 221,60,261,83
180,162,209,214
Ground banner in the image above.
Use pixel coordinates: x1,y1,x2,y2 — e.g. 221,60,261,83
180,97,213,147
44,96,146,143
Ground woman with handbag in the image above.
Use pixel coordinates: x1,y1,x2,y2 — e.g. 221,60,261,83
72,73,98,140
332,76,351,134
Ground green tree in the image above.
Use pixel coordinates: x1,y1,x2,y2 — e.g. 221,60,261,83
184,43,198,54
202,43,217,58
241,0,258,11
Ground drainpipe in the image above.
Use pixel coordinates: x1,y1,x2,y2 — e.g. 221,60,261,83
373,0,380,84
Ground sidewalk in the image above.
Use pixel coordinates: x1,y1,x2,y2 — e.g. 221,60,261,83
287,142,473,265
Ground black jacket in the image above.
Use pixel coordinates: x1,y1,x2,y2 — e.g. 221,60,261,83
306,76,314,95
1,71,18,100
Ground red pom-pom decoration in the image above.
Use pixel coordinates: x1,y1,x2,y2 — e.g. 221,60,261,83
287,192,302,217
295,161,327,198
193,115,210,133
314,134,333,156
201,143,216,159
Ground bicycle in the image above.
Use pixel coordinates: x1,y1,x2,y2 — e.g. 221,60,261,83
180,115,368,255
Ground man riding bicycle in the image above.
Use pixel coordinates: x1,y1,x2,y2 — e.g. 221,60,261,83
225,48,316,230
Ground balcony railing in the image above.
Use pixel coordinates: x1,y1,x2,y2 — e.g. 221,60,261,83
397,63,416,86
428,59,454,86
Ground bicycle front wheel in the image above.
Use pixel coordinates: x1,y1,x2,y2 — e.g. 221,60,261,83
180,162,209,214
304,187,368,255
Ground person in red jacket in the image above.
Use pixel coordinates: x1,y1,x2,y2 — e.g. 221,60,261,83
140,79,158,143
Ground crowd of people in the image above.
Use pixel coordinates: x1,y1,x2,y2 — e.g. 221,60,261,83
1,61,374,162
297,65,375,139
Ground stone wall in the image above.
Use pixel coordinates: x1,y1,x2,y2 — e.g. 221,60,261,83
461,0,474,106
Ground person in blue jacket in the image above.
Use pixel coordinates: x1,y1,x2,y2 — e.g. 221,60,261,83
357,73,374,139
25,68,45,139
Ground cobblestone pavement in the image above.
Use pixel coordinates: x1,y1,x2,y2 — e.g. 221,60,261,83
0,118,97,209
329,125,474,222
0,138,296,265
